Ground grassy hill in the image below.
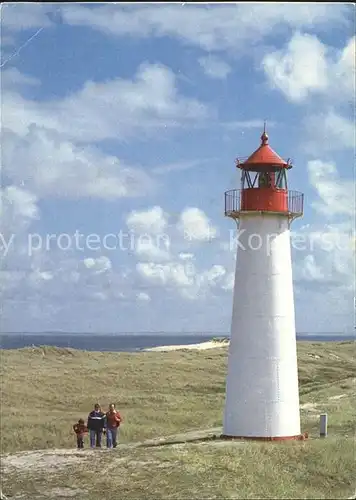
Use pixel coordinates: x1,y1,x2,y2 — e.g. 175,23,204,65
1,341,355,499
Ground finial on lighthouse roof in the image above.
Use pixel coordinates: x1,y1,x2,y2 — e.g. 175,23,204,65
238,122,290,170
261,121,268,145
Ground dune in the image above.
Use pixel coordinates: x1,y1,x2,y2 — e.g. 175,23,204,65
1,341,355,500
144,339,229,352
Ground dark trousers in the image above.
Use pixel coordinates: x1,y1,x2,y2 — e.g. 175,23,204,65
90,429,103,448
76,436,84,449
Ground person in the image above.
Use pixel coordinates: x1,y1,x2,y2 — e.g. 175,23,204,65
73,418,87,449
105,403,122,448
258,172,271,188
87,403,106,448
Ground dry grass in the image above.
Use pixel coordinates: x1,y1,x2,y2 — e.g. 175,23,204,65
0,341,355,499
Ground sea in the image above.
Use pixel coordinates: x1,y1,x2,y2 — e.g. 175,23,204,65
0,332,354,352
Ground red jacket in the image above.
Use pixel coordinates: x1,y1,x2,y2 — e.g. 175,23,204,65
106,410,122,428
73,423,87,437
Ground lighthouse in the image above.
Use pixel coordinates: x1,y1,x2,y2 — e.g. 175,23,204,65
222,128,305,440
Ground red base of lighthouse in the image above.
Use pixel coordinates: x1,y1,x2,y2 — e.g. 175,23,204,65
220,432,308,442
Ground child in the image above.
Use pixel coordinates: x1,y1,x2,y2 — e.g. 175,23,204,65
73,418,88,449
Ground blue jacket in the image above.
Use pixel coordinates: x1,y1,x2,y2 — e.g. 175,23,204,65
87,410,106,431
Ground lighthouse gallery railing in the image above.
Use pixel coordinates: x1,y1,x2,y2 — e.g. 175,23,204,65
224,189,304,218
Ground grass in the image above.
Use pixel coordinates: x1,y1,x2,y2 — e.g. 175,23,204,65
0,341,355,499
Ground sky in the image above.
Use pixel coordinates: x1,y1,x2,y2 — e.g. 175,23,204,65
0,2,355,334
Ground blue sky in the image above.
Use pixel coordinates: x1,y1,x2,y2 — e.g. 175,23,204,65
1,3,354,334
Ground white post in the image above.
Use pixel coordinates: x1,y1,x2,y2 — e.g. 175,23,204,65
320,413,328,438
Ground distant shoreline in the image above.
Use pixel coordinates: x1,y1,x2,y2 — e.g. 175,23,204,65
0,332,354,351
1,331,352,336
143,336,355,352
144,338,230,352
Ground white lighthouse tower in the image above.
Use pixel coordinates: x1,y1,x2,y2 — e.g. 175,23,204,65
222,128,306,441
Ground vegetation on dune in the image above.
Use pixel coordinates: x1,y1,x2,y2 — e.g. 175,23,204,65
211,336,230,343
0,341,355,499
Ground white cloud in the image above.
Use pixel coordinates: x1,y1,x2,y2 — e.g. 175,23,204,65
136,261,194,288
152,159,212,175
136,259,230,301
0,186,39,223
293,225,354,290
222,272,235,290
135,238,171,263
1,68,41,87
9,252,133,308
58,62,208,141
126,206,172,262
334,36,356,98
59,4,348,53
262,33,354,156
1,4,54,31
307,160,354,217
262,32,355,103
2,63,209,143
177,207,217,241
2,3,353,333
303,110,355,154
291,159,354,307
262,32,329,102
299,254,325,281
126,206,168,234
2,127,156,200
127,206,230,300
198,56,231,79
38,271,53,281
197,264,226,287
0,186,39,243
178,252,194,260
28,269,54,290
83,256,112,274
137,291,151,302
2,63,209,201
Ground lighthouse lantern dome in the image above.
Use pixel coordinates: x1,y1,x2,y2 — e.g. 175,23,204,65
236,129,293,172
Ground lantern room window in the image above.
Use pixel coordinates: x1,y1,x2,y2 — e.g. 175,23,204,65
275,169,287,189
258,172,272,188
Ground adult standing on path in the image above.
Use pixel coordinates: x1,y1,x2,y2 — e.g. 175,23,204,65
87,403,106,448
105,403,122,448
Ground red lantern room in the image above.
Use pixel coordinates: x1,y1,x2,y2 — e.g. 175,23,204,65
225,127,304,222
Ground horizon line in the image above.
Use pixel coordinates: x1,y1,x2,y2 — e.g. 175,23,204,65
1,331,354,336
